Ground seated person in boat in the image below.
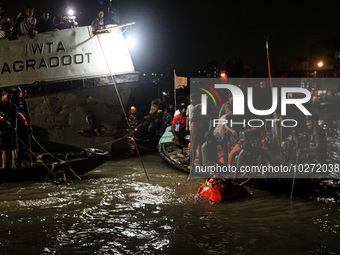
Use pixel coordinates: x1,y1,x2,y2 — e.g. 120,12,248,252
149,115,163,139
297,115,327,164
135,115,152,139
235,140,268,176
10,6,37,39
91,10,106,34
0,88,17,169
201,130,220,166
171,104,188,152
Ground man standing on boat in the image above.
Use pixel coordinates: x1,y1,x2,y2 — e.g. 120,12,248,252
0,88,17,169
11,87,31,167
298,115,327,164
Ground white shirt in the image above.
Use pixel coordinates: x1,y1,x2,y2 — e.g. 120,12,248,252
18,14,37,35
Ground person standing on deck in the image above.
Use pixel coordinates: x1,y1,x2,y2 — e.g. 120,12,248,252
36,9,54,33
186,95,196,133
11,6,37,39
0,88,17,169
91,10,106,34
11,87,31,167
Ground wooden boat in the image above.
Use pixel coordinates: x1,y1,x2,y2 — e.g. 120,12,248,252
0,148,109,183
158,126,190,172
134,135,159,151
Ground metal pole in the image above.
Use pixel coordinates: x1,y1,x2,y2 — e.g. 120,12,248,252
108,0,112,22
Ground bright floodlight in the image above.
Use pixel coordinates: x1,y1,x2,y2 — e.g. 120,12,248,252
67,9,75,16
317,61,323,67
127,36,136,48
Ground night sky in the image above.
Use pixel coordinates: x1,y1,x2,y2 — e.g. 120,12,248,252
2,0,340,75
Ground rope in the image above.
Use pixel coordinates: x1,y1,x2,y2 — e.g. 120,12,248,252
97,36,150,181
238,178,251,186
90,131,132,148
30,134,82,180
17,137,55,176
290,154,299,200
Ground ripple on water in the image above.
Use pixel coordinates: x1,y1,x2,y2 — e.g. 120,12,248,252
0,146,339,254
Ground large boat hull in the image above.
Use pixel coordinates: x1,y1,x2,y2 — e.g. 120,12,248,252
0,25,138,153
27,78,137,152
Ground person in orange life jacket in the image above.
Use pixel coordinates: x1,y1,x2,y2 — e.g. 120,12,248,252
0,88,17,169
171,104,188,153
11,87,31,166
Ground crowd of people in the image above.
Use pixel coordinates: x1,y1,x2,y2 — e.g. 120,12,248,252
0,87,31,170
0,5,107,40
164,93,327,171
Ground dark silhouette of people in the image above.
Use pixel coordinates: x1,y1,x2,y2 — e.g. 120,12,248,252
11,87,31,167
0,88,17,169
53,14,77,30
297,115,327,164
36,10,54,33
0,5,12,39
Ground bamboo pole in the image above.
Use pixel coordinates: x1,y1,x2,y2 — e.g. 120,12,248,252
95,22,136,33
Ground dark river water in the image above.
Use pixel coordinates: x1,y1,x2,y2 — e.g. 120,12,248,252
0,121,339,254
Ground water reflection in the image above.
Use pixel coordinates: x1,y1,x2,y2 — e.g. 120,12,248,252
0,122,339,254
